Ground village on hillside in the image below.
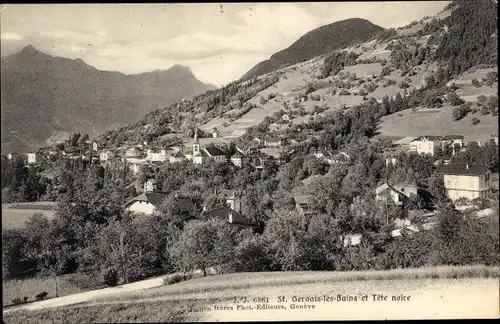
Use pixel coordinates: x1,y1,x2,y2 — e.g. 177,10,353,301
6,127,499,245
1,1,499,321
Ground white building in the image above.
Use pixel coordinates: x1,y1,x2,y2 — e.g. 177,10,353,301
126,159,148,175
146,149,167,162
125,147,140,158
125,192,194,216
27,153,40,164
443,164,492,201
230,152,245,167
99,150,114,162
216,189,243,213
143,178,157,193
409,136,442,156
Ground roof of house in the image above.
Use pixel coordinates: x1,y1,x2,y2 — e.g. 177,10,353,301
442,135,464,140
231,151,245,159
204,146,225,157
413,135,442,141
146,178,156,184
205,207,257,227
393,136,417,145
172,151,186,158
124,192,194,212
294,195,309,205
443,164,490,176
260,148,283,159
193,149,210,158
376,182,417,196
217,189,241,199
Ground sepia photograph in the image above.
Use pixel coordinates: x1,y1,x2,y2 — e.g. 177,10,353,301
1,1,499,322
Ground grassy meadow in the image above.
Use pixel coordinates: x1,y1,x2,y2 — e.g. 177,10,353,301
3,265,498,323
376,104,498,143
2,273,104,307
2,202,56,230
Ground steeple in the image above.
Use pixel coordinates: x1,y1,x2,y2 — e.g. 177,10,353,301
193,125,200,155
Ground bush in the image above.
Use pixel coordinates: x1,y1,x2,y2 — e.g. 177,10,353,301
480,106,490,115
12,298,22,305
453,104,472,121
35,291,48,301
383,79,397,88
23,296,28,303
102,268,119,287
472,78,481,87
162,272,194,285
483,72,497,86
471,117,480,125
399,81,410,89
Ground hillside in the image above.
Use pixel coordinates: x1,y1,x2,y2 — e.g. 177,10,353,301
0,45,216,153
97,1,497,152
239,18,385,81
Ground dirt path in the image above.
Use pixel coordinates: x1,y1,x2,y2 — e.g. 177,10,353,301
2,276,165,314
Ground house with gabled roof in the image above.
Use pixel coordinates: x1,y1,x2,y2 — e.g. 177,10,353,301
202,207,258,229
375,182,418,207
100,150,114,162
409,135,443,156
125,192,195,216
230,151,246,167
144,178,157,193
216,189,242,212
169,151,187,163
443,164,493,201
294,194,316,215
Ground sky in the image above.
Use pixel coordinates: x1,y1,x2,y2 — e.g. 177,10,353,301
0,2,450,87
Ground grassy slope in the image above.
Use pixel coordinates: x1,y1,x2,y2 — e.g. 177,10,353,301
200,23,497,143
2,273,104,307
2,203,57,230
4,265,498,323
377,103,498,143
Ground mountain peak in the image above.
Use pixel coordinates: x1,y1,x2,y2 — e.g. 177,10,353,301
21,45,39,54
167,64,193,74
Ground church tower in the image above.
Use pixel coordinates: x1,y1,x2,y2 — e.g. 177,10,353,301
193,125,200,154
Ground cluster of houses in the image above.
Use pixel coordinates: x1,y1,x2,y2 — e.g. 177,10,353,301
124,183,258,229
69,127,290,175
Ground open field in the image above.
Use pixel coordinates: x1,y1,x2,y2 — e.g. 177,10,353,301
2,273,104,307
3,265,499,322
2,202,55,230
2,203,56,230
377,105,498,143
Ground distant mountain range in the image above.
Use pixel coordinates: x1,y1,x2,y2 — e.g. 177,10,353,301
240,18,385,81
0,45,216,153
